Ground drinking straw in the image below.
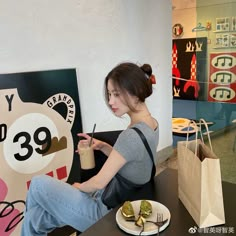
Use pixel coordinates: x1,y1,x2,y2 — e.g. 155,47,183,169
89,123,96,147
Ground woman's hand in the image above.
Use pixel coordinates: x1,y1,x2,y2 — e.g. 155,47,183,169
72,182,81,189
77,133,105,151
76,133,113,156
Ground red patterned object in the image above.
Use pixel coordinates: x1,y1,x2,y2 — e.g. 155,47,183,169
183,54,200,98
172,37,207,100
172,43,181,86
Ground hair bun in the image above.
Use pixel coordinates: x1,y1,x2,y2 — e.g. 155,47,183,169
140,64,152,77
141,64,156,84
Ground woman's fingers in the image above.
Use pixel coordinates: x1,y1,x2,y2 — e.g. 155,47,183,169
77,133,102,151
77,133,91,140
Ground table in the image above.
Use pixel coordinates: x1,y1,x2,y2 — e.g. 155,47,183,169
80,169,236,236
172,117,214,137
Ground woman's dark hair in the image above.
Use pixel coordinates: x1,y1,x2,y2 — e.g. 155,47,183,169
104,62,153,111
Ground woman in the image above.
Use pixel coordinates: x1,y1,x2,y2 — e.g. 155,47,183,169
21,62,159,235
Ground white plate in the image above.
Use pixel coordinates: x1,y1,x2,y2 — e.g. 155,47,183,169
116,200,171,235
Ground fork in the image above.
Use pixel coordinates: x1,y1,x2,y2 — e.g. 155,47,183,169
146,213,167,235
157,213,163,236
138,213,167,236
146,213,168,226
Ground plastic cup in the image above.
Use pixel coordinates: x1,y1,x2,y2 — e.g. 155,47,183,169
79,140,95,170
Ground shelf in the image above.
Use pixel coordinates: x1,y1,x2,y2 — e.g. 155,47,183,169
213,46,236,49
213,31,236,33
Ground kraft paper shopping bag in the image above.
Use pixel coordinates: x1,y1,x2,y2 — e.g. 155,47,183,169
178,119,225,228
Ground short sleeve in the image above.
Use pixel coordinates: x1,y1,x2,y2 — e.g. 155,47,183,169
113,128,145,162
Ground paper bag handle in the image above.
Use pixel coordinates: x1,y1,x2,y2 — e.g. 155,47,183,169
186,120,198,155
198,118,213,151
185,119,213,155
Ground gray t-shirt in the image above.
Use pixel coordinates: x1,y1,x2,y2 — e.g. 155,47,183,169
113,122,159,184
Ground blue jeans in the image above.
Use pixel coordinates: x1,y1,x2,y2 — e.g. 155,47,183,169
20,175,110,236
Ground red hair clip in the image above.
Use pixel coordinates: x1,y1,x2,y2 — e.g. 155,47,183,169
150,75,156,84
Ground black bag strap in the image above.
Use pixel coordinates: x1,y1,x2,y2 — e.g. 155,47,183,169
131,127,156,179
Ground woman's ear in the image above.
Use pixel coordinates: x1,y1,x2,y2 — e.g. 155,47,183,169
131,95,139,105
133,97,142,111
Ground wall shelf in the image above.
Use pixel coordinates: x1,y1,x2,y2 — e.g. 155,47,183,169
213,47,236,49
213,31,236,33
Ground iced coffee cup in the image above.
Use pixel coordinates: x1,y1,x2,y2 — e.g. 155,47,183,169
79,140,95,170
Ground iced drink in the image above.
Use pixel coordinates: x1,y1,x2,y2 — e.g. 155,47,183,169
79,140,95,169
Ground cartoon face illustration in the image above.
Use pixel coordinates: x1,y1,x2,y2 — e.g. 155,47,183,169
0,89,76,235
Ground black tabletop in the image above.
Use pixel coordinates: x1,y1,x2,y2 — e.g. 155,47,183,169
80,169,236,236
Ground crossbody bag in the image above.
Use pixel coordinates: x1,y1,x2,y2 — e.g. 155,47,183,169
101,127,156,209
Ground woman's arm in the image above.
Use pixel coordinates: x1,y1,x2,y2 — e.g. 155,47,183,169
73,148,126,193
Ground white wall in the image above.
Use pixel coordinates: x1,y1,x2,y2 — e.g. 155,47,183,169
172,0,196,39
0,0,172,151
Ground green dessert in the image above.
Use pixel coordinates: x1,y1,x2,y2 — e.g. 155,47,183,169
139,200,152,218
120,201,135,221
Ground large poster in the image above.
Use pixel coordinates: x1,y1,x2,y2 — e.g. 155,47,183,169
208,52,236,103
172,37,207,100
0,69,82,235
